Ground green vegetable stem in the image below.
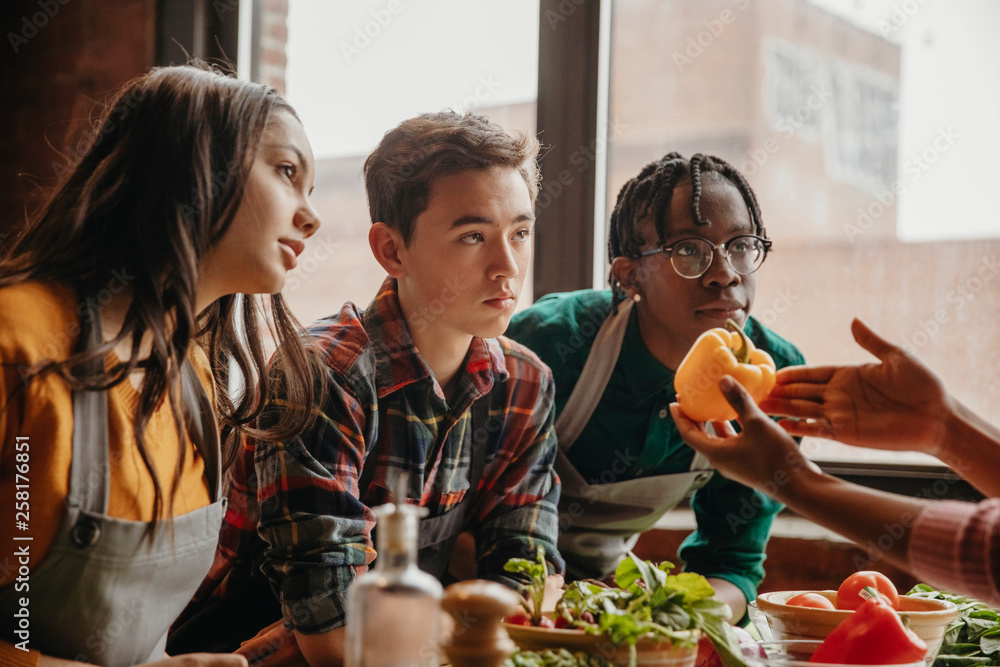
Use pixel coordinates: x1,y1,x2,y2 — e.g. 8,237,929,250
504,545,551,625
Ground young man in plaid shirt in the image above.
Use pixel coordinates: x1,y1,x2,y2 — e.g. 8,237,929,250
169,111,564,664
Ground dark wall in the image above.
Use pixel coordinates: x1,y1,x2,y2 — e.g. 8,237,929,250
1,0,158,241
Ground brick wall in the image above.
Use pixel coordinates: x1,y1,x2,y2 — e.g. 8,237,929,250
0,0,157,239
0,0,289,239
259,0,288,93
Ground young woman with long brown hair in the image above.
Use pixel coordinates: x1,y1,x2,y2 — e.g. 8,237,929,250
0,63,322,667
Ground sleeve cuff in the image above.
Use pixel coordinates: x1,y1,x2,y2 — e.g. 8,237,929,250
277,569,353,634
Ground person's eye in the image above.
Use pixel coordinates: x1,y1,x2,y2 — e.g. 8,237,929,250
460,232,486,244
730,238,753,254
513,228,533,242
278,163,296,181
673,240,703,258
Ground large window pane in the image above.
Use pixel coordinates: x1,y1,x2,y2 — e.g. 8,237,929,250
282,0,540,325
607,0,1000,464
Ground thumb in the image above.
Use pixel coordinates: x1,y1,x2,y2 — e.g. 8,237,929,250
851,318,899,362
718,375,759,420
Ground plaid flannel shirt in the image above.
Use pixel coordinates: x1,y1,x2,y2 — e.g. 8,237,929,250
184,278,562,636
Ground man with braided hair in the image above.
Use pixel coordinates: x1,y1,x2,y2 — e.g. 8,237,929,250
506,152,805,624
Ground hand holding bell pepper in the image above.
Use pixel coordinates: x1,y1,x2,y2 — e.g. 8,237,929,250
674,319,777,422
809,595,927,665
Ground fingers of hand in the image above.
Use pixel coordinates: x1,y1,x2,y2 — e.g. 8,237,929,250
243,620,286,644
759,397,826,420
851,318,897,360
236,628,299,666
670,404,722,446
777,417,836,439
774,365,837,385
718,375,755,416
709,420,737,437
767,381,827,402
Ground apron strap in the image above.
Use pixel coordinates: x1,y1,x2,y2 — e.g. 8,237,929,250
67,298,223,510
554,299,633,453
181,361,223,502
68,301,110,514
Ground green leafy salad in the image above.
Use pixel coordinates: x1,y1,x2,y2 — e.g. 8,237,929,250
907,584,1000,666
503,648,611,667
504,549,747,667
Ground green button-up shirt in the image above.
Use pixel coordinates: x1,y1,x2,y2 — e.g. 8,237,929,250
506,289,806,603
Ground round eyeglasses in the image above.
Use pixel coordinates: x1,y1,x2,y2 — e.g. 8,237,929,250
636,235,772,279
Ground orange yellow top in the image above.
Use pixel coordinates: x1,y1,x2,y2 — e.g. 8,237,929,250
0,282,215,665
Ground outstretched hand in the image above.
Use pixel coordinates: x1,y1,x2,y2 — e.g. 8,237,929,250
759,318,950,456
671,377,818,495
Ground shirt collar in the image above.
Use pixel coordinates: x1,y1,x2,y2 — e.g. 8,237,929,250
364,277,509,401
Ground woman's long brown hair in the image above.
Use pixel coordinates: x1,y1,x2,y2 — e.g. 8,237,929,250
0,63,323,532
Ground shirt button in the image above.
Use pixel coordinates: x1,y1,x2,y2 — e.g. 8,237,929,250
658,408,669,418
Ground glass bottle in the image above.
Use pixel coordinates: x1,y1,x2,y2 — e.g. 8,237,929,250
345,475,443,667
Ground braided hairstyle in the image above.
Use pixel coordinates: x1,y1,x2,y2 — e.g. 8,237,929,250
607,152,767,306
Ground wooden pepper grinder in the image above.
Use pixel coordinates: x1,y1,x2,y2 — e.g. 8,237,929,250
440,579,522,667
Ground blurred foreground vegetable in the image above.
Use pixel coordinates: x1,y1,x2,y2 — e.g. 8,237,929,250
503,648,611,666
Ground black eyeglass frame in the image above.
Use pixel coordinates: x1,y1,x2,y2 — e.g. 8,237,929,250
634,234,773,279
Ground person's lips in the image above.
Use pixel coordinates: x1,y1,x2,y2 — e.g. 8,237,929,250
484,291,516,310
696,302,745,320
279,239,305,268
279,239,305,257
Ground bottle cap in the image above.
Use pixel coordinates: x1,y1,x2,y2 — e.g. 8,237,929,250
373,472,428,554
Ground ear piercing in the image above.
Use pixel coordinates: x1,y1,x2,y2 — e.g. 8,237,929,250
632,293,642,303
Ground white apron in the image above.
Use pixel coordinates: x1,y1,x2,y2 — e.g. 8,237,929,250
554,299,714,580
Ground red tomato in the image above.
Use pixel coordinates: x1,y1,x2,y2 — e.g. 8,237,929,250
836,571,899,610
786,592,836,610
553,615,570,629
503,613,530,626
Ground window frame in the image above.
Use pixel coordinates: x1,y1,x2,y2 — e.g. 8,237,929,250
531,0,972,498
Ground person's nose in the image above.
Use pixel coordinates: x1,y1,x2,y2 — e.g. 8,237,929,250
701,242,740,287
295,197,321,239
487,237,520,281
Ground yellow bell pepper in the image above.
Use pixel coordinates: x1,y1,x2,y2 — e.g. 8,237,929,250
674,319,776,422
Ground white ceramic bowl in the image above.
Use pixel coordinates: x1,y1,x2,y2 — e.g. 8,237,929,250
754,590,958,664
